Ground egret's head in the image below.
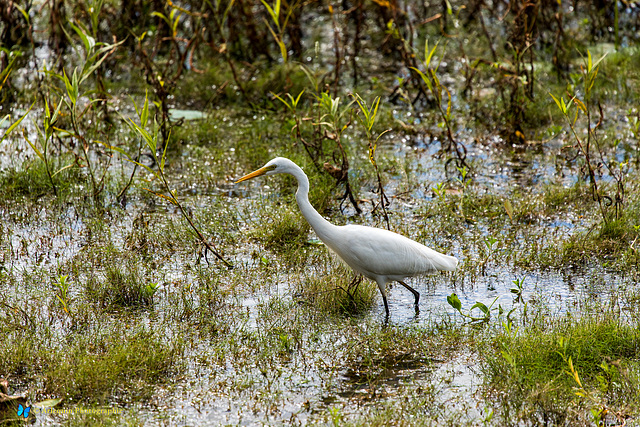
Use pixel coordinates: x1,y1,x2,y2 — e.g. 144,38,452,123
235,157,297,183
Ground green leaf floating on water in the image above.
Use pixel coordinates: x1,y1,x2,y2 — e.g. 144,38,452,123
168,109,206,120
33,398,63,408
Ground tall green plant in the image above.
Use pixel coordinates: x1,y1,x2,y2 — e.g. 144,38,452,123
115,93,232,267
54,274,72,315
22,99,73,196
411,40,468,175
274,88,362,213
353,94,391,229
315,92,361,213
45,21,123,197
0,50,71,194
260,0,293,63
550,51,614,223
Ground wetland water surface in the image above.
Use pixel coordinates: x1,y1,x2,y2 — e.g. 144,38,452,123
7,126,636,426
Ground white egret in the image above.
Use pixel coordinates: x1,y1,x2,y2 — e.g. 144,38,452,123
236,157,458,317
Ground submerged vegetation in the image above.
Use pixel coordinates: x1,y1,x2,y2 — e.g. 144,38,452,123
1,0,639,425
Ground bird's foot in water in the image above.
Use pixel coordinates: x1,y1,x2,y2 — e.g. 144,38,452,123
413,303,421,321
382,314,390,328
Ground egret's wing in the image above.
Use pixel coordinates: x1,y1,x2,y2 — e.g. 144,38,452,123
326,225,457,279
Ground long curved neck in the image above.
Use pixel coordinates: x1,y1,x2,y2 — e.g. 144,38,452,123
289,165,336,239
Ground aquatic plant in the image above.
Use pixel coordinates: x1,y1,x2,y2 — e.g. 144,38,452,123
551,51,623,224
411,40,468,176
121,92,231,267
274,87,362,214
353,93,391,228
259,0,292,63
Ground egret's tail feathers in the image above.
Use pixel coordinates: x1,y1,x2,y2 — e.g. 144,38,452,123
434,254,458,271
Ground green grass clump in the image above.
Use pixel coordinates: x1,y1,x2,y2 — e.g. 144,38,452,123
0,156,83,200
460,193,507,221
342,320,464,390
543,182,590,212
255,208,310,254
0,328,44,380
555,216,638,268
0,317,183,405
484,314,640,425
85,264,156,311
44,327,184,403
298,269,378,317
598,217,630,241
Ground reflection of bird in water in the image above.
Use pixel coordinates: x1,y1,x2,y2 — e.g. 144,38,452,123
236,157,458,317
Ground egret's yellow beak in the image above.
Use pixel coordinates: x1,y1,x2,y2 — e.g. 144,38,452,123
235,165,275,183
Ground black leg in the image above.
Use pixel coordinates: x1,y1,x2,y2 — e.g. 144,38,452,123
376,280,391,318
398,280,420,307
382,292,390,317
382,313,390,328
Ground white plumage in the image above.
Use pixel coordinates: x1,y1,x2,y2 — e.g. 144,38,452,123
236,157,458,317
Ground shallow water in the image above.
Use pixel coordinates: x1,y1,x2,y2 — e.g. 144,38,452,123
3,32,639,424
6,115,635,425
